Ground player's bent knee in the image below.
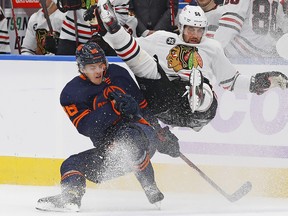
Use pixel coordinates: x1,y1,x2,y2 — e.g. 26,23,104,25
60,155,80,175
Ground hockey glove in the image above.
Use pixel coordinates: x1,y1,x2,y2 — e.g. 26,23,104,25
250,71,288,95
155,126,180,158
108,91,141,121
84,6,107,36
84,5,97,22
0,8,5,21
44,34,59,54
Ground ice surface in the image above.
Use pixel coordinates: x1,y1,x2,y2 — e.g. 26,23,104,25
0,184,287,216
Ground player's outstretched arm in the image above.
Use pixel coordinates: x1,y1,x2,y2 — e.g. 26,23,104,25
85,0,160,80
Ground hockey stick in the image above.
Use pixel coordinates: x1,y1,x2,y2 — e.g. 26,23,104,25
170,0,175,27
276,33,288,60
73,10,79,47
39,0,54,34
9,0,21,54
179,152,252,202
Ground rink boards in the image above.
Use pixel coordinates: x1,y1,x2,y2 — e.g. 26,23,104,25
0,55,288,198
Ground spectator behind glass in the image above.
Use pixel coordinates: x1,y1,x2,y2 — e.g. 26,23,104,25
0,6,10,54
196,0,288,58
129,0,179,37
21,0,66,55
57,0,136,55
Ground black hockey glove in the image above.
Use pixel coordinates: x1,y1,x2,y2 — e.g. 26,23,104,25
250,71,288,95
0,8,5,21
84,6,107,36
83,5,97,22
44,34,59,54
155,126,180,158
108,91,141,121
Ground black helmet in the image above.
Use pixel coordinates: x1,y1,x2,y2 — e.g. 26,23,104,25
76,42,107,69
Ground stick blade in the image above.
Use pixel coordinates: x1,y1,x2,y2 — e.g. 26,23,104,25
228,181,252,202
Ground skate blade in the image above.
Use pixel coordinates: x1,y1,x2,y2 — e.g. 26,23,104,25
153,201,162,210
36,203,80,212
189,69,203,113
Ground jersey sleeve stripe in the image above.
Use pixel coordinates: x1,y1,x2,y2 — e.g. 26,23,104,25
115,36,141,61
66,15,91,28
72,109,91,128
219,23,241,33
122,46,140,62
219,72,240,91
63,21,92,35
220,17,243,28
115,36,133,52
222,12,245,22
139,99,148,108
117,40,137,57
219,12,244,32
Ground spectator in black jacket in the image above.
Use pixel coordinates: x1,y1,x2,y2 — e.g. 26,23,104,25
129,0,179,37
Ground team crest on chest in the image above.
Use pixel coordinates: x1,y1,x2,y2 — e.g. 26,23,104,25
166,45,203,72
166,37,176,45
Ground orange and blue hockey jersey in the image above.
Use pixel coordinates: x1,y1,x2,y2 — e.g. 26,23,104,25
60,63,148,148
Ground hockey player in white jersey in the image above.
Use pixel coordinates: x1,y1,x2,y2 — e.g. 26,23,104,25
84,0,137,37
198,0,288,58
91,2,288,131
0,6,10,54
21,0,66,55
110,0,138,37
57,0,137,55
194,0,223,38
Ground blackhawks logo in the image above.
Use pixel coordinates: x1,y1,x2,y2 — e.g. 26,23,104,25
166,45,203,72
36,29,48,55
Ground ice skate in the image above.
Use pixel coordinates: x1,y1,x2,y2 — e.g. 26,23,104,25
186,68,204,113
97,0,120,33
36,191,82,212
143,183,164,207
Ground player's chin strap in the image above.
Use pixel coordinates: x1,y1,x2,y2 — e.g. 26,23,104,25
249,71,288,95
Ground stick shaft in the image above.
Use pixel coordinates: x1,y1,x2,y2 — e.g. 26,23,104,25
9,0,21,54
180,152,231,198
73,10,79,47
170,0,175,26
39,0,54,34
179,152,252,202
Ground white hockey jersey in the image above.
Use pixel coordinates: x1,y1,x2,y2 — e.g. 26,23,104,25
111,0,137,37
211,0,288,58
60,9,95,44
104,27,251,94
60,2,137,44
135,30,250,92
0,6,10,54
21,9,66,55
